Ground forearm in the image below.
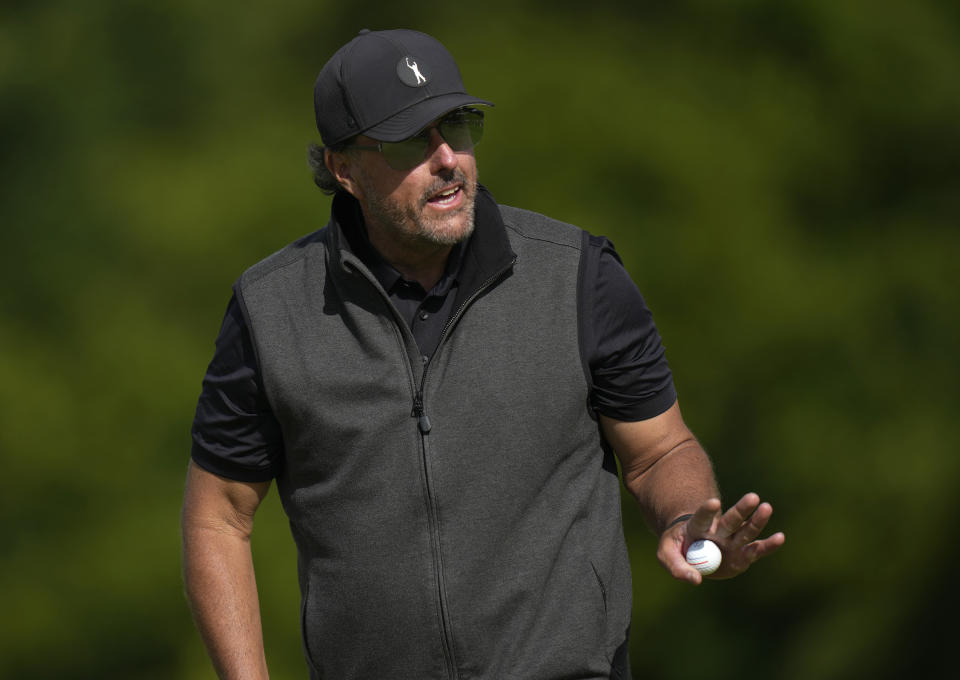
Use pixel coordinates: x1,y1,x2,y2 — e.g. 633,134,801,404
601,406,783,583
181,462,271,680
183,524,269,680
626,438,720,535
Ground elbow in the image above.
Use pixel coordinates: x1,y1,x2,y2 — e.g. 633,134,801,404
620,434,704,499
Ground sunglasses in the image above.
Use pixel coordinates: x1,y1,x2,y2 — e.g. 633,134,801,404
347,108,484,171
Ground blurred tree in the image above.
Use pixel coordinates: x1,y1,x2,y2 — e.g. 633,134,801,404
1,1,957,677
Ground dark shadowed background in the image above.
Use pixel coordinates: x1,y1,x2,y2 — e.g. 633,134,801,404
2,1,958,678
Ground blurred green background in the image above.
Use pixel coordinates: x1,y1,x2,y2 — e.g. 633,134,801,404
2,1,958,678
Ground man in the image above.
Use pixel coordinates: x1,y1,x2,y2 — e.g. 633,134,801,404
182,28,784,680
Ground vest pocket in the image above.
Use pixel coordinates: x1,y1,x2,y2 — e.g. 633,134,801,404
300,574,322,677
589,559,615,664
589,560,608,614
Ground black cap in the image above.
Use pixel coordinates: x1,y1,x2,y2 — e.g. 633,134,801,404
314,29,493,146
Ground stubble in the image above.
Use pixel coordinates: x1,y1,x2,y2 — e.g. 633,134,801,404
359,169,477,248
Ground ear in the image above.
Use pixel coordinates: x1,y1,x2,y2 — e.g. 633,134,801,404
325,148,363,200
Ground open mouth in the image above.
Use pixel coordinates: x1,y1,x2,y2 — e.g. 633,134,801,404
427,184,462,206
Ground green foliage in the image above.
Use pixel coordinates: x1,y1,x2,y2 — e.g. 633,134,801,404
2,1,957,677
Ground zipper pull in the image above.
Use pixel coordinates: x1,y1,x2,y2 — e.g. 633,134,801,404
412,393,432,434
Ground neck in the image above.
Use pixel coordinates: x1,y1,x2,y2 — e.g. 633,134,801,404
365,226,452,292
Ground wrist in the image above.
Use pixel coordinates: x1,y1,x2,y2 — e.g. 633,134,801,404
663,513,694,533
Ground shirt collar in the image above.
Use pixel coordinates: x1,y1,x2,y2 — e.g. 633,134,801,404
330,184,515,298
362,233,466,298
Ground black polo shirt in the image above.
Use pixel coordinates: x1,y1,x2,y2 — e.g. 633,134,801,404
339,200,467,364
191,188,676,481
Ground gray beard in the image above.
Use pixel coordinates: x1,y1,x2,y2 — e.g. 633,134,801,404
361,170,477,248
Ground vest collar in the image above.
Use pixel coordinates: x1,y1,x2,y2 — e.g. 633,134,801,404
328,185,516,301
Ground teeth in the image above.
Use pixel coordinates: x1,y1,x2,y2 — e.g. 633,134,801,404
428,186,460,204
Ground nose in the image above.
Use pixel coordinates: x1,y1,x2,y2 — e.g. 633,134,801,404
425,127,458,172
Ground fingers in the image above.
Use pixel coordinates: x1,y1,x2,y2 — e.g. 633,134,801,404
740,502,775,543
743,531,786,562
715,492,762,539
713,499,784,578
685,497,722,539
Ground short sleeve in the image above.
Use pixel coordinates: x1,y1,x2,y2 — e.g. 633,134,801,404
190,295,283,481
580,234,677,421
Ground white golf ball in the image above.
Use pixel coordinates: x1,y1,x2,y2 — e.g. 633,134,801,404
685,539,722,575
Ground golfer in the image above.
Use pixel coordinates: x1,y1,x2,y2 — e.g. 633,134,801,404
182,28,784,680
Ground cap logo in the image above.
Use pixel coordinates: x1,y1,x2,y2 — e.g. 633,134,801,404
397,56,429,87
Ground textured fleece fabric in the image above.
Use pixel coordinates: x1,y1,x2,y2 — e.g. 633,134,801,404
234,201,633,680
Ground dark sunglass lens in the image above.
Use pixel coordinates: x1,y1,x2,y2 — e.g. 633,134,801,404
378,110,484,169
440,112,484,151
381,137,430,170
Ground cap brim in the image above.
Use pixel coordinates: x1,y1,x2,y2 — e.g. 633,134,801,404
362,93,494,142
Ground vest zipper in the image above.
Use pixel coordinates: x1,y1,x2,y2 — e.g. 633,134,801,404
412,392,432,433
413,256,516,680
414,254,517,425
418,419,456,678
347,251,516,680
345,257,460,677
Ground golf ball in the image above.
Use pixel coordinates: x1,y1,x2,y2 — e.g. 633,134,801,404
685,539,722,575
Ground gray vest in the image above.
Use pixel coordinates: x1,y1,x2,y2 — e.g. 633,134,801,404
235,197,632,680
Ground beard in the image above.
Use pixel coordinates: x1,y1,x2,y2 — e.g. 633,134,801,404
358,168,477,248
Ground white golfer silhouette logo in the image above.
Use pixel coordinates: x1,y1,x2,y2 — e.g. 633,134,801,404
406,57,427,85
